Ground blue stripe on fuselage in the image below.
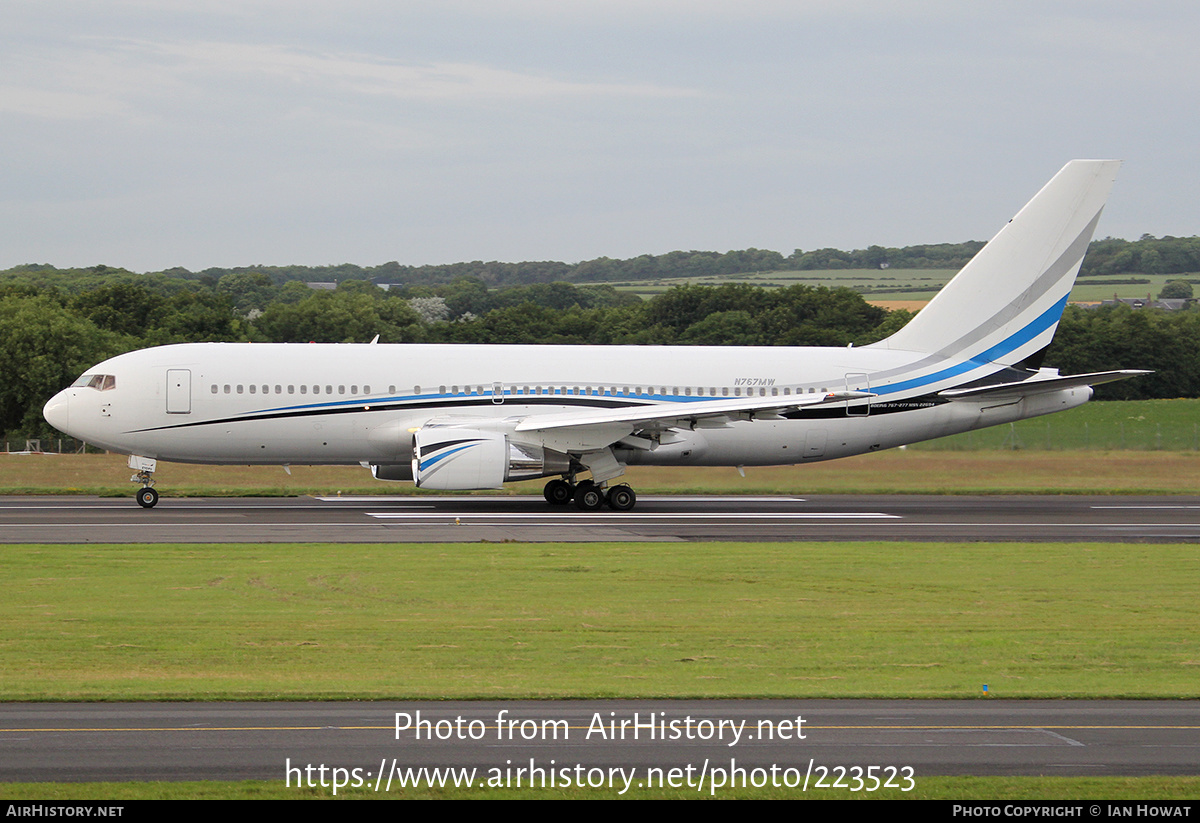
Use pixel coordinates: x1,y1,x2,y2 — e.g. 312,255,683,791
872,294,1068,397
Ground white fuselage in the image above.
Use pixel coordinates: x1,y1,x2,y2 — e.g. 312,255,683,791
43,341,1090,471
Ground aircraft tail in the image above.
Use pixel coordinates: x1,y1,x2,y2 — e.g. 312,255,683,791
871,160,1120,365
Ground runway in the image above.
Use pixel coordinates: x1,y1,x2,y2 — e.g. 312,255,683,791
2,493,1200,542
3,700,1197,786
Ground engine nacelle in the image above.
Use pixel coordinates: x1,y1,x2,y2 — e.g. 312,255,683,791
413,428,571,490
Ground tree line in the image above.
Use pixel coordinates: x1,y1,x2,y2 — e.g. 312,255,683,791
1,270,1194,440
3,277,898,437
8,234,1194,291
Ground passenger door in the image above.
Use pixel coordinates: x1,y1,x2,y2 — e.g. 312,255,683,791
166,369,191,414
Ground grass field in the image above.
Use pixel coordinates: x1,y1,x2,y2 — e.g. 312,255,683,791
608,267,1200,303
910,398,1200,452
611,268,953,300
4,541,1198,701
6,450,1200,497
8,398,1200,498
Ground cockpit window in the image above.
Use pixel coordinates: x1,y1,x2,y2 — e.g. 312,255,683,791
71,374,116,391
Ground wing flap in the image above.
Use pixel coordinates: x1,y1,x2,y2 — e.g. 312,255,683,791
513,391,872,434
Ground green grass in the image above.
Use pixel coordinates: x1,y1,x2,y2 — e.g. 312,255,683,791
4,775,1200,800
8,400,1200,497
4,541,1199,701
12,450,1200,497
611,268,952,300
607,267,1200,303
911,398,1200,451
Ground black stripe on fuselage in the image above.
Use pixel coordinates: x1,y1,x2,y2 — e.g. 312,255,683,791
127,395,647,433
128,391,956,434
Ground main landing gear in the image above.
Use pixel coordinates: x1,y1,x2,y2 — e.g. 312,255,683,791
543,478,637,511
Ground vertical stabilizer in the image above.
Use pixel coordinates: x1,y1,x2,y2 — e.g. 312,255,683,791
872,160,1120,364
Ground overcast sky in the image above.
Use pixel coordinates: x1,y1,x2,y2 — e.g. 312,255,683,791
2,1,1197,272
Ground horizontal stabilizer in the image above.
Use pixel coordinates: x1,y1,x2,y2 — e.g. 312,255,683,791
938,370,1150,401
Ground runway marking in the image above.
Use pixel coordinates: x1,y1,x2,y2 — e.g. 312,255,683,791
2,523,383,529
1036,728,1086,747
1091,505,1200,510
315,496,808,503
7,522,1200,532
364,512,900,520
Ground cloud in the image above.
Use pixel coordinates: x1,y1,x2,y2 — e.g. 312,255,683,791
0,36,699,125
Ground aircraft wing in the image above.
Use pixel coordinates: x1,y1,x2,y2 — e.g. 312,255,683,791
938,370,1150,401
514,391,872,435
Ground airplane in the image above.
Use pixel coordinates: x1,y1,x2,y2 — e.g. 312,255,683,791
43,159,1146,510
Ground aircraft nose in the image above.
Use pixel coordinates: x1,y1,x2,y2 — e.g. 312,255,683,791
43,390,71,433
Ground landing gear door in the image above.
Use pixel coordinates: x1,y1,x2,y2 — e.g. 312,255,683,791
845,372,869,417
166,369,192,414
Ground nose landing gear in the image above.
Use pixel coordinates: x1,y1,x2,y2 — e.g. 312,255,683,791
136,485,159,509
129,455,159,508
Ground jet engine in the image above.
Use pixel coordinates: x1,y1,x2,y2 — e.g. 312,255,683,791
412,428,571,490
